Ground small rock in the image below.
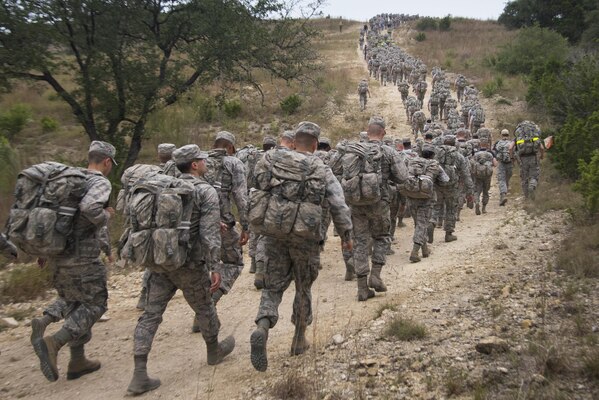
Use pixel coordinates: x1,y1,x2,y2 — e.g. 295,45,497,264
367,367,378,376
357,368,367,377
99,315,111,322
476,336,509,354
531,373,547,385
360,358,377,367
283,361,290,367
494,242,508,250
521,319,533,329
501,285,511,298
0,317,19,328
332,334,345,345
498,367,509,374
592,325,598,333
432,307,441,313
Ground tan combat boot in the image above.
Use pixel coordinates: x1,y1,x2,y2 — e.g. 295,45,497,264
500,193,508,206
410,244,421,263
482,204,487,214
421,242,430,258
357,276,375,301
33,328,71,382
368,264,387,292
445,231,457,242
475,203,481,215
206,335,235,365
127,354,161,395
67,345,101,380
290,322,310,356
344,261,356,281
250,318,270,372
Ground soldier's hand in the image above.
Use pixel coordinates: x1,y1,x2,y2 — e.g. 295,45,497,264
37,258,47,269
239,230,249,246
210,271,222,293
342,239,354,252
105,207,115,219
220,222,229,233
107,255,115,264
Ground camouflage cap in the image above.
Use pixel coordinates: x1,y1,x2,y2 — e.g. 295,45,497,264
215,131,236,146
422,143,436,153
501,129,510,136
402,137,411,145
172,144,208,164
89,140,118,165
443,135,456,145
296,121,321,139
368,115,386,129
157,143,176,157
359,131,368,141
319,136,331,145
263,136,277,146
280,130,295,141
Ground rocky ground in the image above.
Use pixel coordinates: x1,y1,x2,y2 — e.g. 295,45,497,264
0,23,597,400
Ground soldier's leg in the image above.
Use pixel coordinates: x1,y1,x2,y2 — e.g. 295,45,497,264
497,163,508,197
528,157,541,198
352,209,375,301
369,201,392,292
214,226,244,301
443,189,459,241
506,163,513,192
389,190,400,242
474,177,483,215
254,234,267,289
520,157,531,198
482,177,491,212
137,269,151,310
248,231,258,273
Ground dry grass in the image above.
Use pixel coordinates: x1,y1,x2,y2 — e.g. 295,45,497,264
384,316,427,341
0,263,52,303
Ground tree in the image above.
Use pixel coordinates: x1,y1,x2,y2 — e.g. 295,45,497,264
0,0,323,172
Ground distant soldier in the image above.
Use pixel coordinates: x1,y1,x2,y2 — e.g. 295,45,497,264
411,110,426,137
470,146,496,215
358,79,371,111
476,125,492,148
405,95,420,122
469,105,485,133
454,74,468,102
398,81,410,102
414,80,427,104
512,121,545,200
493,129,514,206
428,91,440,122
379,62,389,86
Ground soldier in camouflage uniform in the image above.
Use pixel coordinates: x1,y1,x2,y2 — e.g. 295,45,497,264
512,121,545,200
493,129,513,205
344,116,408,301
250,122,353,372
31,141,116,383
127,145,234,395
411,110,426,137
398,81,410,102
471,146,496,214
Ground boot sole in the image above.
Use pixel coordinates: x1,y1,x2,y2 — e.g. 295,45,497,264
30,318,45,346
250,329,268,372
67,362,101,380
410,257,421,263
127,379,161,396
32,339,59,382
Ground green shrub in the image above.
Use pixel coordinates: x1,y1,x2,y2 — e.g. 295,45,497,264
574,149,599,214
495,26,569,75
0,136,19,193
1,264,52,302
482,76,504,97
40,116,59,133
196,96,216,122
0,103,32,140
439,15,451,31
416,17,437,31
222,99,242,119
384,317,427,341
415,32,426,42
280,94,303,115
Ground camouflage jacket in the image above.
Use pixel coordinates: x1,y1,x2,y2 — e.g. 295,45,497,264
179,174,222,269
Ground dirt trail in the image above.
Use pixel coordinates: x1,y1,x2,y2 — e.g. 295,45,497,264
1,25,519,400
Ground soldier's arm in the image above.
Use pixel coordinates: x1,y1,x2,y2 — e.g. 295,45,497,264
436,165,450,184
79,175,112,227
198,185,222,270
389,150,409,184
230,159,249,231
458,155,474,193
98,226,111,257
324,167,353,242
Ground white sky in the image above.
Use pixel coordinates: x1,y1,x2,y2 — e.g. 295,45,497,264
320,0,508,21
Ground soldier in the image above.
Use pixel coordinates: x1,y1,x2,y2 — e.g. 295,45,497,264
249,122,353,372
31,141,116,382
470,146,496,215
512,121,545,200
454,74,468,103
398,80,410,102
404,145,449,262
405,95,420,122
428,91,440,122
414,80,427,104
411,110,426,137
358,79,371,111
127,145,234,395
493,129,513,205
342,116,408,301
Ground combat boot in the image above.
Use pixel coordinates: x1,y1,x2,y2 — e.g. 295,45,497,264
206,335,235,365
421,242,430,258
254,273,265,290
500,193,508,206
357,276,375,301
344,261,356,281
67,345,101,380
475,203,481,215
30,314,54,346
482,204,487,214
437,218,444,228
427,223,434,244
368,264,387,292
445,232,457,242
290,323,310,356
250,318,270,372
136,287,147,311
127,354,161,395
409,244,421,263
249,257,256,274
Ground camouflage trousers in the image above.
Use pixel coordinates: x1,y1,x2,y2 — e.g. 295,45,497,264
408,198,434,246
457,87,464,102
430,105,439,121
141,268,151,290
254,237,320,328
474,176,492,206
213,226,243,294
359,93,368,111
44,260,108,347
412,121,424,136
320,207,332,249
389,189,406,240
520,155,540,198
351,200,391,277
431,186,459,233
496,161,513,195
379,70,388,85
134,263,220,356
400,91,408,102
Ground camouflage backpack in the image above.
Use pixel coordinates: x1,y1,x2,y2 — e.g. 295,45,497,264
477,128,492,146
473,107,485,124
470,151,494,178
429,92,440,106
7,162,87,257
515,121,541,156
236,145,262,189
456,140,471,158
119,174,194,273
467,138,481,155
248,150,326,242
161,160,180,177
456,75,467,88
413,111,426,124
495,140,512,163
341,142,383,205
399,158,436,199
435,146,459,184
358,81,369,95
205,150,233,203
116,164,163,213
447,110,461,129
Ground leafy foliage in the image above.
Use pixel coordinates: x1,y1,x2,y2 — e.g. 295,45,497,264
415,32,427,42
439,15,452,31
40,116,59,133
416,17,438,31
495,26,569,75
280,94,303,115
0,103,32,140
222,99,242,119
574,149,599,214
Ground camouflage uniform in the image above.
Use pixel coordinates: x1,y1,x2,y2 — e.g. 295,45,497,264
471,150,495,212
398,81,409,102
493,137,513,203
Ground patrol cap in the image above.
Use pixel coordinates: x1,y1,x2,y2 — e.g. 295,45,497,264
422,143,436,153
89,140,118,165
280,130,295,141
295,121,321,139
319,137,331,146
501,129,510,136
157,143,176,157
368,115,386,129
359,131,368,141
215,131,236,146
263,136,277,146
402,137,411,145
443,135,456,145
172,144,208,164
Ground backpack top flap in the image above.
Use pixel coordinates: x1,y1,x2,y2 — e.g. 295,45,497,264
266,151,326,204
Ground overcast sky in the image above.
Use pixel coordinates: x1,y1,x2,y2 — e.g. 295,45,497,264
320,0,508,21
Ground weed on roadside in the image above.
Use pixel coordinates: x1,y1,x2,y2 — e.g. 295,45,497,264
384,316,427,341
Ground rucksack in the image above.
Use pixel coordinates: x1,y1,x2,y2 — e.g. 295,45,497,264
413,111,426,124
341,142,383,205
495,140,511,163
249,150,326,242
358,82,369,94
473,108,485,124
471,152,494,178
116,164,163,213
429,93,440,106
435,146,459,184
205,150,233,198
119,174,195,273
7,162,87,257
467,138,481,155
515,121,541,156
399,158,435,199
236,145,262,188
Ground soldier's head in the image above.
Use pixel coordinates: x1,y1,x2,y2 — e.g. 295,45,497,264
501,129,510,138
367,116,386,139
262,136,277,151
214,131,236,155
279,130,295,150
424,133,433,142
443,135,456,146
294,121,320,153
157,143,176,163
173,144,209,176
88,140,117,176
422,145,435,159
402,138,412,150
318,137,332,152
